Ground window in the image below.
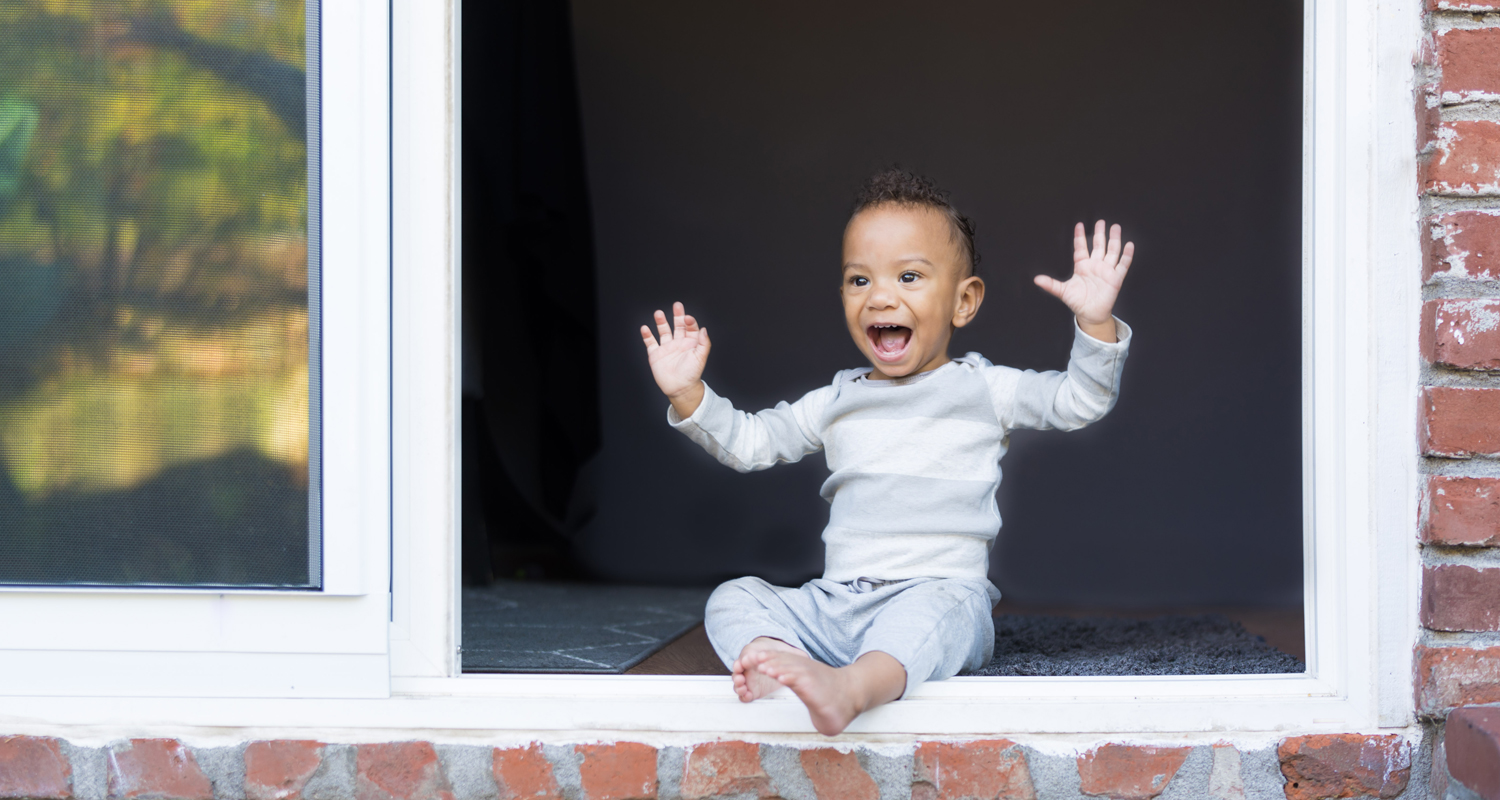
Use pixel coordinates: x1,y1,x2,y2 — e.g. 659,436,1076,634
0,0,320,589
392,0,1422,734
0,0,391,698
0,0,1421,735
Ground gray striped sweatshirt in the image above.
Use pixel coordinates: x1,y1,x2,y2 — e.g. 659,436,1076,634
668,318,1132,582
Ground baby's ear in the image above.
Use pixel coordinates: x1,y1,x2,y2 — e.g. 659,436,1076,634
953,275,985,327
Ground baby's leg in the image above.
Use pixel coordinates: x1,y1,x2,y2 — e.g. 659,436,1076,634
704,577,834,702
857,579,997,699
751,648,906,736
753,578,992,735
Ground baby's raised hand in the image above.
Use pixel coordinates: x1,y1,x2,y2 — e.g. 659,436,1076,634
641,301,711,416
1033,220,1134,341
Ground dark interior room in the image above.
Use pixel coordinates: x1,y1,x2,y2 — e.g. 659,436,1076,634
459,0,1306,676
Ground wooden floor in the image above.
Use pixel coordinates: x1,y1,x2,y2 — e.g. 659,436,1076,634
628,623,729,675
626,605,1305,676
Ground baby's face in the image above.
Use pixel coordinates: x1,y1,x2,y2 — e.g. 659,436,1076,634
841,205,984,380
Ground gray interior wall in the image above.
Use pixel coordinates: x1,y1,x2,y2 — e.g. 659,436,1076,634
566,0,1303,605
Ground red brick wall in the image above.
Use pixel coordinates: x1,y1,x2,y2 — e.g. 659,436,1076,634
1418,1,1500,797
1416,0,1500,719
0,736,1418,800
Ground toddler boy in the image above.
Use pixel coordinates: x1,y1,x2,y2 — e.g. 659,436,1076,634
639,170,1134,735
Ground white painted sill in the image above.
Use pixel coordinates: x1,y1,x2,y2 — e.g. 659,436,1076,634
384,0,1416,741
374,671,1348,735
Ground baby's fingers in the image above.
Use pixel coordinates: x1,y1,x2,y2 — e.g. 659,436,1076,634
1073,222,1089,263
1104,224,1122,265
640,324,658,351
1034,274,1066,299
654,309,672,343
1115,241,1135,277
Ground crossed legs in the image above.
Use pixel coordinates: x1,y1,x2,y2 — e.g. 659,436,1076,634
706,575,994,736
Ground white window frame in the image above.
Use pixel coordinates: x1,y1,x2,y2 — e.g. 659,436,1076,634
0,0,393,700
0,0,1424,736
385,0,1424,736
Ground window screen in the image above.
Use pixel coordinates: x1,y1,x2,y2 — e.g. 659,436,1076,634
0,0,320,587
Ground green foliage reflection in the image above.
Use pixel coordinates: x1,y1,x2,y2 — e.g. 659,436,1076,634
0,0,311,585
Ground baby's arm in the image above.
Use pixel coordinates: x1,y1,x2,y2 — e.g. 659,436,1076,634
994,220,1136,430
990,323,1131,432
641,302,823,472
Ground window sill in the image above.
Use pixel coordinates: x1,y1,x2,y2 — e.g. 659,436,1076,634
378,673,1352,735
0,672,1359,737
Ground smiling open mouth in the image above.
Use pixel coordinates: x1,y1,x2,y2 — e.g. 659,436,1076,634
867,324,912,361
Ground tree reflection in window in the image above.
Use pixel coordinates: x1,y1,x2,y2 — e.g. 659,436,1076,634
0,0,317,587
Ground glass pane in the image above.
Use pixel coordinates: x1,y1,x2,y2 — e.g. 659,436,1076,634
0,0,320,587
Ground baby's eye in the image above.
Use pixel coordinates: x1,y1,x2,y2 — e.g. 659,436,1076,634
850,276,869,287
899,271,919,283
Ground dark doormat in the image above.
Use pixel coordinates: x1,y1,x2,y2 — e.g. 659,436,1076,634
968,614,1306,676
462,581,714,673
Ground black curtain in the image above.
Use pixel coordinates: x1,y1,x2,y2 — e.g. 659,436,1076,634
461,0,600,583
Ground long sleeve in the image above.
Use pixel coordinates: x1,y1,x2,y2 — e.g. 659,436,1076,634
667,382,827,472
986,317,1132,432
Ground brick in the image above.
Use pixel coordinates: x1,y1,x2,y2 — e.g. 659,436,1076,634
108,739,214,800
355,742,455,800
1436,28,1500,102
1077,745,1189,800
799,749,878,800
1425,476,1500,546
245,740,324,800
575,743,657,800
1422,387,1500,457
912,740,1035,800
1423,565,1500,631
1423,121,1500,195
1423,300,1500,370
1447,707,1500,799
1277,735,1410,800
1418,84,1443,156
1417,646,1500,715
1425,211,1500,282
1429,0,1500,8
0,736,71,800
680,742,771,799
494,744,560,800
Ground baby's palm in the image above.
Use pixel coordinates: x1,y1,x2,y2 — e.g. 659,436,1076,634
1034,220,1134,326
642,302,711,398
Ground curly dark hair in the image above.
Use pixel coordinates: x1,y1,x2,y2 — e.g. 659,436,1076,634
851,168,979,276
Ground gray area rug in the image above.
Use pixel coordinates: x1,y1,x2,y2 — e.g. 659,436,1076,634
969,614,1306,676
462,581,714,673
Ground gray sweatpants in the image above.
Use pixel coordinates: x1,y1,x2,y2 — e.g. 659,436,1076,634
704,575,999,699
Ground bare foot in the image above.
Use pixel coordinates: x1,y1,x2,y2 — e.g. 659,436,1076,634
731,637,806,703
756,650,906,736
